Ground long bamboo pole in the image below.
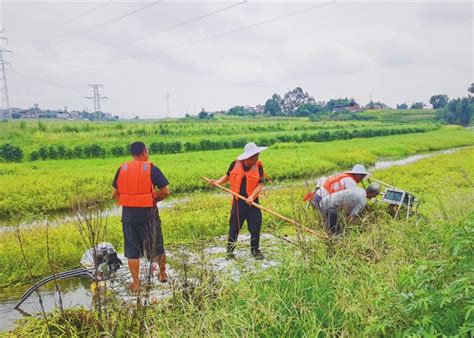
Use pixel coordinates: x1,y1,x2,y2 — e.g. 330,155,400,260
202,176,327,240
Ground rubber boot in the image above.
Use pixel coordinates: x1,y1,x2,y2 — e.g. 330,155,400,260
157,255,168,283
226,242,236,260
251,248,264,260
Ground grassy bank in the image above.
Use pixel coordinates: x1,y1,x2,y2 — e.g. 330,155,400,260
6,149,473,336
2,147,473,287
0,126,472,219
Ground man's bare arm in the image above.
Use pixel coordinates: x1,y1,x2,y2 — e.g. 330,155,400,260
209,175,230,186
155,185,170,202
247,183,264,205
112,188,120,202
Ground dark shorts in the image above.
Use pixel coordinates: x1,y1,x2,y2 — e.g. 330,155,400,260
122,219,165,259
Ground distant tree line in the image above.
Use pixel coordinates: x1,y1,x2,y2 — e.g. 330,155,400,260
226,87,360,118
429,86,473,126
0,125,433,162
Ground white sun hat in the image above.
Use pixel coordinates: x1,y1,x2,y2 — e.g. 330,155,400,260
237,142,268,161
346,164,370,176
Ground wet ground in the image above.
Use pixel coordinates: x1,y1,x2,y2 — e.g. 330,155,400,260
0,233,291,332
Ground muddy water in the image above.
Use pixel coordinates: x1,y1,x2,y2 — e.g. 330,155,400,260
370,148,459,170
0,197,190,233
0,234,285,332
0,278,92,332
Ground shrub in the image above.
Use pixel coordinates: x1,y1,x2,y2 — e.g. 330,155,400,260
111,145,126,157
30,150,40,161
84,144,106,158
0,143,24,162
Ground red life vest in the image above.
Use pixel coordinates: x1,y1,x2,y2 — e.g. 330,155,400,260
116,160,155,207
323,173,355,194
229,160,262,198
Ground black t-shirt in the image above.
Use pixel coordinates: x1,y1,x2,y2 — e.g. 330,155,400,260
226,161,265,202
113,165,169,224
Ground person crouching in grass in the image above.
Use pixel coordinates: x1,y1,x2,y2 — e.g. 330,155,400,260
112,141,170,292
209,142,268,260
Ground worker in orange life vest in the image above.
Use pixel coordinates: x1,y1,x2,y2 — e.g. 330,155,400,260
304,164,371,234
304,164,371,204
208,143,268,260
112,142,170,292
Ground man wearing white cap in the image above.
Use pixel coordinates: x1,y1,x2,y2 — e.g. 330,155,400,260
304,164,374,234
318,183,381,234
320,164,370,197
209,142,268,260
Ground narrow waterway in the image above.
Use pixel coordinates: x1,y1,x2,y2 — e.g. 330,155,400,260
0,146,470,332
0,146,467,234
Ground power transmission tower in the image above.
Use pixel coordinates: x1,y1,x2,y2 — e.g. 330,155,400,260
0,31,11,120
85,84,107,112
166,92,170,118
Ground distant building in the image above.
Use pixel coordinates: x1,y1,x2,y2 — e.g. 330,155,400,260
364,101,389,110
332,102,361,113
12,105,119,121
56,112,70,119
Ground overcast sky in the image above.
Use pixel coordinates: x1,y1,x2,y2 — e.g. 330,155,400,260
1,1,472,118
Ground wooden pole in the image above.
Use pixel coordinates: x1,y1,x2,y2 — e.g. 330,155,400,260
202,176,327,240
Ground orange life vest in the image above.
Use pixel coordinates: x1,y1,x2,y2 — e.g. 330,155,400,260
117,160,155,207
323,173,355,195
229,160,262,199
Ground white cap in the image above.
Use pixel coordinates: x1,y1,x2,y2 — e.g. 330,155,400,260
237,142,268,161
346,164,370,176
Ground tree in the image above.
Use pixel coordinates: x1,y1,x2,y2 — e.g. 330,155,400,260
264,94,282,116
430,94,449,109
458,97,473,126
281,87,315,114
326,98,354,111
198,108,213,119
437,97,473,126
228,106,252,116
295,103,324,117
410,102,425,109
397,103,409,110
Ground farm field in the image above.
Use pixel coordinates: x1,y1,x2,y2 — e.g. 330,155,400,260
0,123,472,219
0,116,472,336
1,145,472,336
0,112,439,160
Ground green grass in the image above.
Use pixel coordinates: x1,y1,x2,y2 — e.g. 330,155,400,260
357,108,438,123
2,147,472,286
0,114,436,151
0,126,472,219
5,148,473,336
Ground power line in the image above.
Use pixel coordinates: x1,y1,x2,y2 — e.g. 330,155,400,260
15,1,112,46
11,69,89,96
134,1,335,60
27,1,162,49
22,1,334,71
11,69,121,104
26,1,247,69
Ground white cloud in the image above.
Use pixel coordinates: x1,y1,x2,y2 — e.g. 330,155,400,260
2,1,472,117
